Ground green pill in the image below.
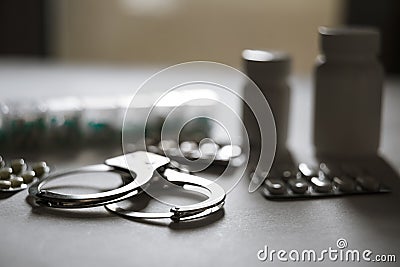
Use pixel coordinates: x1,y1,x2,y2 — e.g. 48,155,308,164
32,162,50,178
0,180,11,189
0,167,12,180
11,159,27,174
21,171,36,184
10,177,24,188
0,156,5,168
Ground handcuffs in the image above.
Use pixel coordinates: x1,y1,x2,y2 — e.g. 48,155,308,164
28,151,226,222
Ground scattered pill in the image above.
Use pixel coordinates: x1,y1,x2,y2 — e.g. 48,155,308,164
0,156,5,168
11,158,27,174
32,162,50,178
21,171,36,184
0,167,13,180
10,177,24,188
0,180,11,189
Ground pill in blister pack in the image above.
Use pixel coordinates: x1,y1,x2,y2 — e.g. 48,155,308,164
0,156,50,193
146,140,243,169
259,162,390,200
0,90,217,152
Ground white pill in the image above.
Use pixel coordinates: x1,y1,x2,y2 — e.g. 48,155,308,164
264,177,286,195
288,178,309,194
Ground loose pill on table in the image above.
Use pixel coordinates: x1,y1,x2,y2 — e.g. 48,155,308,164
0,180,11,189
32,162,50,177
10,177,24,188
21,171,36,184
11,159,27,174
0,167,13,180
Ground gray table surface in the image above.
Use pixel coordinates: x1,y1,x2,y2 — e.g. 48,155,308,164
0,61,399,266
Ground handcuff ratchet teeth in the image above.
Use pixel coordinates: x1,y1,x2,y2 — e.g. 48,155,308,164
28,151,226,222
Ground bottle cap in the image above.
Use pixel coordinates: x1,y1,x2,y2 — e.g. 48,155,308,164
242,50,290,82
319,26,380,55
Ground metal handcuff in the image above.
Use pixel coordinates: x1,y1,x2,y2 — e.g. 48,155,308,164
28,151,226,222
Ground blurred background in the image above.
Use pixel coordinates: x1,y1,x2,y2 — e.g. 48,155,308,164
1,0,399,74
0,0,400,158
